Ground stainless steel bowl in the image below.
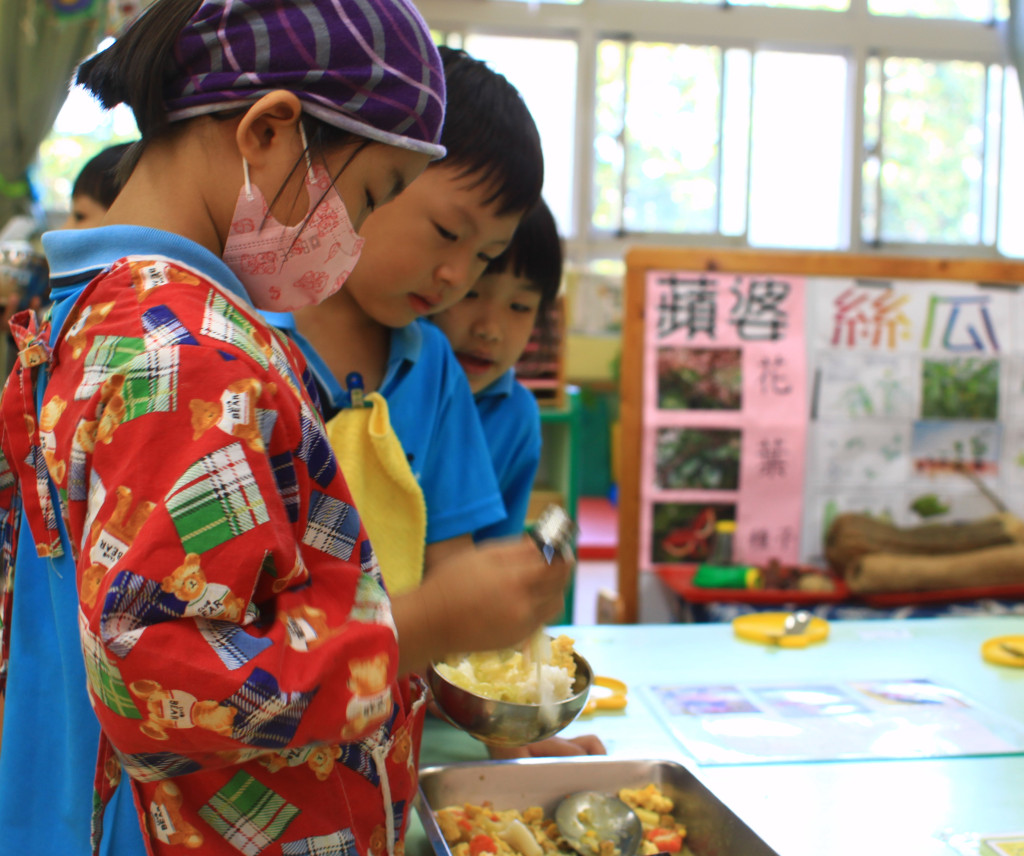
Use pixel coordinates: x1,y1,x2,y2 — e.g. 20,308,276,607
427,649,593,748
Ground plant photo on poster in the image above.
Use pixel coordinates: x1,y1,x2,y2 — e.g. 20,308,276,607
657,347,742,410
651,502,735,563
656,428,742,490
920,357,999,420
911,420,1001,477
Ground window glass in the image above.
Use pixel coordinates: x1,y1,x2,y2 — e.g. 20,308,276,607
868,0,1005,21
464,34,579,237
862,56,882,243
877,57,985,244
594,40,627,232
982,64,1003,247
638,0,848,9
613,41,722,234
719,48,752,237
748,51,848,249
998,70,1024,257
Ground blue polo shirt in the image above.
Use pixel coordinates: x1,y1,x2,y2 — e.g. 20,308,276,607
276,317,506,544
473,370,541,542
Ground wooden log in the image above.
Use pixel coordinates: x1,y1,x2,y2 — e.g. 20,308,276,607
825,512,1024,570
846,543,1024,593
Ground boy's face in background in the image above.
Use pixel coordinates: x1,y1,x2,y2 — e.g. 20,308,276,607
341,164,522,328
432,269,541,394
63,194,108,229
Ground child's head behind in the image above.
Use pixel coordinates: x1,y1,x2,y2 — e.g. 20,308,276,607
63,143,133,229
432,199,562,394
434,46,543,219
78,0,446,162
72,0,447,310
338,46,545,330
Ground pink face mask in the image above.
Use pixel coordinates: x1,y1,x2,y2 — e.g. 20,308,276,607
222,130,365,312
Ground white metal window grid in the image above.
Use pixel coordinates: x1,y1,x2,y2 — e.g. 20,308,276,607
419,0,1016,267
862,54,1010,252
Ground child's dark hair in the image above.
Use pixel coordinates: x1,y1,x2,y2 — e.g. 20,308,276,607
485,198,562,312
75,0,202,177
75,0,357,183
72,143,134,208
437,46,543,217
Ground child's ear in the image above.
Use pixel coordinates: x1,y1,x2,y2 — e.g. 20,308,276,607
234,91,304,170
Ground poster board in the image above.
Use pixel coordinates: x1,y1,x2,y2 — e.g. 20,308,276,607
618,248,1024,624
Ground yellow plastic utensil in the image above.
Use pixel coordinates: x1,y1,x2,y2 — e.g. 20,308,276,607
981,635,1024,668
581,676,628,715
732,611,829,648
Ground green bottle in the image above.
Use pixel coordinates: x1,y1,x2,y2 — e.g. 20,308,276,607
692,564,762,589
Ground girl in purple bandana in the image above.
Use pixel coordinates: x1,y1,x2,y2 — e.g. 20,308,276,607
0,2,571,854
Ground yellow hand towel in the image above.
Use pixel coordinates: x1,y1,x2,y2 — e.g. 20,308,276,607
325,392,427,595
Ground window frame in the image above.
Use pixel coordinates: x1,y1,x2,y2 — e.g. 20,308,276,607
416,0,1015,266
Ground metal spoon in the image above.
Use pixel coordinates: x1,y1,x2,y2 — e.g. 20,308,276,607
783,609,812,636
555,791,643,856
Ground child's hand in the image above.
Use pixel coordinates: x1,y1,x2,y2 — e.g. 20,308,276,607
437,535,572,652
391,536,572,674
486,734,606,760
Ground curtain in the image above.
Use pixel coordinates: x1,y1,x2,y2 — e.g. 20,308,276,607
0,0,105,225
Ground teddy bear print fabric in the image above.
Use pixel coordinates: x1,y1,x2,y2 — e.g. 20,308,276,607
0,256,424,856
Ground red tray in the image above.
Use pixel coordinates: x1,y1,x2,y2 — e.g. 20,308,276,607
655,564,849,605
655,563,1024,608
858,582,1024,607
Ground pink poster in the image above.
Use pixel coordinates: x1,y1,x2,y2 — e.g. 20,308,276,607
642,270,807,568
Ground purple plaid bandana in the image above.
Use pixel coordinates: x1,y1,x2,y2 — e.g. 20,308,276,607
164,0,446,158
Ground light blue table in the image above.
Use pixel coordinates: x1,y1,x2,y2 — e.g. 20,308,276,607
414,616,1024,856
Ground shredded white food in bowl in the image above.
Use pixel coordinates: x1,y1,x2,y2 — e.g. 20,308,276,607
435,634,578,704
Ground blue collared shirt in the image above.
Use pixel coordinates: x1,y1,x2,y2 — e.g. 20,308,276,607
277,317,506,543
473,369,541,541
44,225,251,344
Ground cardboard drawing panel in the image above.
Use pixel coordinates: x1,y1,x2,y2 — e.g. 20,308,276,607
618,249,1024,623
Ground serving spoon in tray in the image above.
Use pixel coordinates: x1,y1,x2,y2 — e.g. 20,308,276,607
554,791,643,856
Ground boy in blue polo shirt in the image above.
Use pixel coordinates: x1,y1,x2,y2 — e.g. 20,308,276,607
431,201,605,760
431,199,562,542
284,52,603,761
285,45,542,585
431,200,604,759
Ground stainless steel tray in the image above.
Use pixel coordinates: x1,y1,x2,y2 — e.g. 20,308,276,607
416,756,779,856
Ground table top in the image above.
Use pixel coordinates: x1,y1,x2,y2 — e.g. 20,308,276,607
413,615,1024,856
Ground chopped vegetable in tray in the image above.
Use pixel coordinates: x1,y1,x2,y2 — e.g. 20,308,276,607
436,784,687,856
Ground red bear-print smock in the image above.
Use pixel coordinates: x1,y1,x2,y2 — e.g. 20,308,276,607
3,254,424,856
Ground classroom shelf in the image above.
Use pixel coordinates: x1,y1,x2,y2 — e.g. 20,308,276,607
515,296,566,407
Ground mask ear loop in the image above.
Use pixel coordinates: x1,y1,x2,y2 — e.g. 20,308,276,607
241,159,255,202
299,122,314,182
277,121,319,262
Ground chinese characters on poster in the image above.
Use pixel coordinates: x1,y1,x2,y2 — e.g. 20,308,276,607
804,278,1021,562
643,271,807,567
641,271,1024,569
